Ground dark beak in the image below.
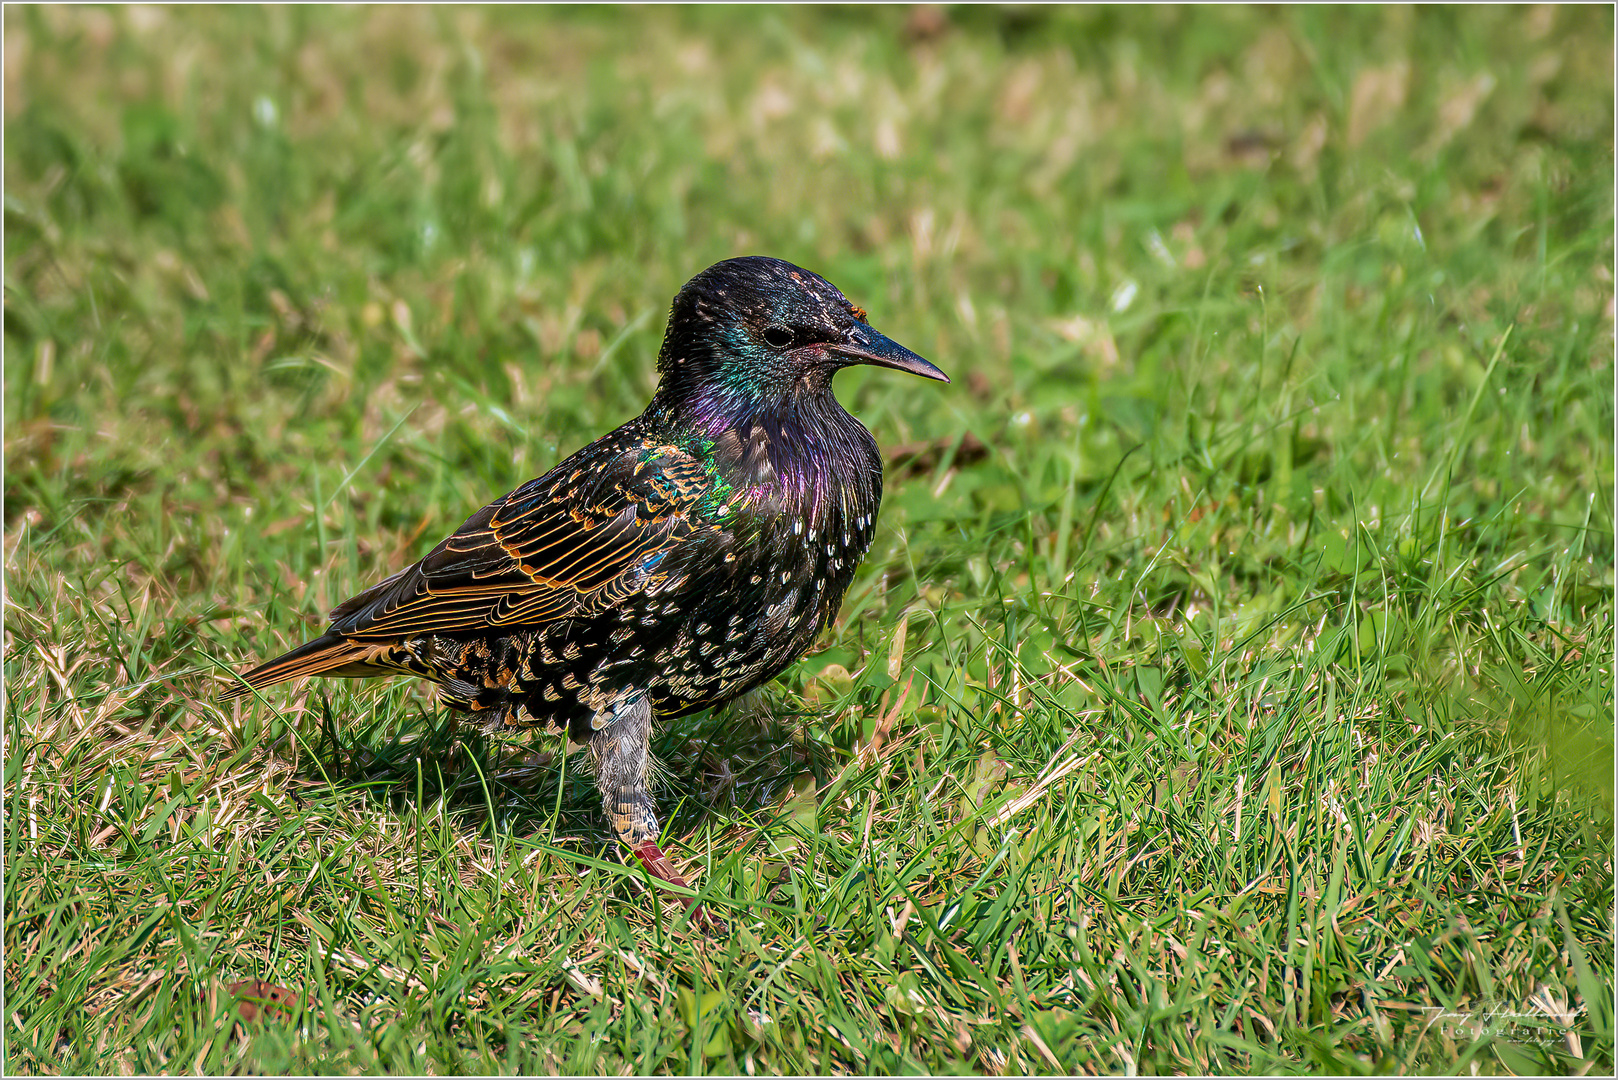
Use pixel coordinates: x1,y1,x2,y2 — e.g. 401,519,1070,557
828,326,950,383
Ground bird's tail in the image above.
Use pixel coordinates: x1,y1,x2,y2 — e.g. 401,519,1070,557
219,632,398,700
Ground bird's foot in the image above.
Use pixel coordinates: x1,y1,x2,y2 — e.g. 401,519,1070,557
632,840,722,932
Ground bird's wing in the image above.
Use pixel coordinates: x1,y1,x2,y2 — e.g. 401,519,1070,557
326,443,714,642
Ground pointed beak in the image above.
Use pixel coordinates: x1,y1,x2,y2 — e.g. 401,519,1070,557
828,326,950,383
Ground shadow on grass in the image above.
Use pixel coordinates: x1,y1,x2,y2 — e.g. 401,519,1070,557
280,689,842,854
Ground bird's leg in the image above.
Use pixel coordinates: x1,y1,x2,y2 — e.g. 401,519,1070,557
590,692,718,929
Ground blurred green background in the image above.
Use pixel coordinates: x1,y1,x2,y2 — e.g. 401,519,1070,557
5,6,1613,1075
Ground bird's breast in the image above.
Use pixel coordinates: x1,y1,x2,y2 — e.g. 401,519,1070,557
718,432,881,641
707,403,880,512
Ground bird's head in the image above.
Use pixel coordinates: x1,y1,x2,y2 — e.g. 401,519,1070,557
655,256,948,414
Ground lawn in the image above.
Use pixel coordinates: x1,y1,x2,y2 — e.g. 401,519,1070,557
4,5,1613,1075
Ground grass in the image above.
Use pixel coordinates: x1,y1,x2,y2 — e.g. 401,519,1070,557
4,5,1613,1075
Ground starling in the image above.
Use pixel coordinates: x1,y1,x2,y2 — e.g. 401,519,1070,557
223,256,948,921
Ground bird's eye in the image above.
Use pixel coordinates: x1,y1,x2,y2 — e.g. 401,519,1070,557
763,325,794,349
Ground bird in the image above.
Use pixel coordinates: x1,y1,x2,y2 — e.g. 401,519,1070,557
222,256,949,924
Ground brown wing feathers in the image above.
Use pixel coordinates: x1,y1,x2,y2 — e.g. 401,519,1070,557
222,445,704,697
218,633,400,699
